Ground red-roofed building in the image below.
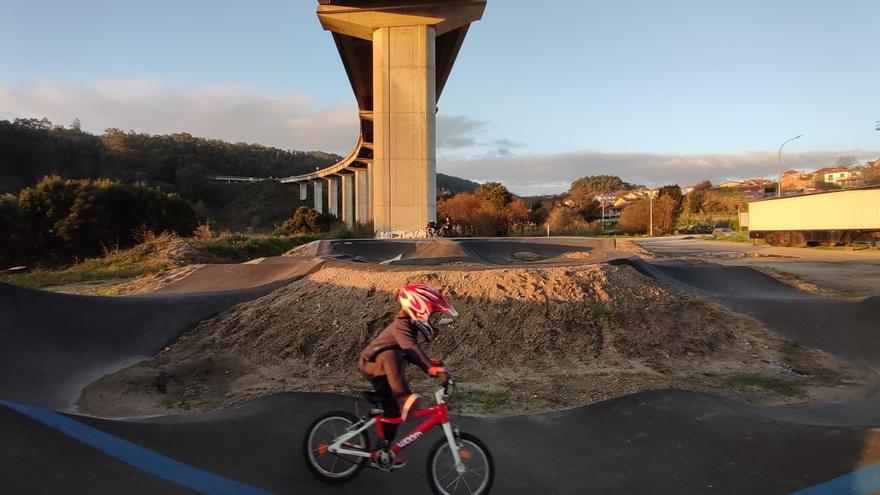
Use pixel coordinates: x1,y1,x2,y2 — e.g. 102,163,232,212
781,169,815,192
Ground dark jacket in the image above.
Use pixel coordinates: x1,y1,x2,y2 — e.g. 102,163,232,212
359,314,433,373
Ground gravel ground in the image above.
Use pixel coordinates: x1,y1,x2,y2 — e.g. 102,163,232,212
78,262,866,418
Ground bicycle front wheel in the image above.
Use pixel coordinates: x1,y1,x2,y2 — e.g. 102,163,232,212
303,411,368,484
427,432,494,495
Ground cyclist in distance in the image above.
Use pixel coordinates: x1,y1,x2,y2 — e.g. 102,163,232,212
358,284,457,459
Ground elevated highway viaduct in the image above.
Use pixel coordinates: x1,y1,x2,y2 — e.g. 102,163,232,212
280,0,486,237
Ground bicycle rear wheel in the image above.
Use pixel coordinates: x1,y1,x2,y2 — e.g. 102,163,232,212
303,411,369,484
427,432,494,495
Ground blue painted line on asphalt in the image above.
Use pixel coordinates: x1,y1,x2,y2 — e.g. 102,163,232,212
1,400,275,495
791,462,880,495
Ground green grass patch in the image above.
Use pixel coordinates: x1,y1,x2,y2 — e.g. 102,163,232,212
698,234,758,244
458,390,510,414
0,235,181,288
719,373,806,397
192,233,320,262
1,231,323,289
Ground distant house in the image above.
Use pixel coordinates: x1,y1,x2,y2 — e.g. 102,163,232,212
613,196,632,208
622,191,646,201
604,201,632,223
781,169,815,192
812,167,845,179
824,169,861,187
717,178,773,199
718,180,743,188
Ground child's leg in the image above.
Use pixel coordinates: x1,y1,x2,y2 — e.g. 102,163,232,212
370,376,401,442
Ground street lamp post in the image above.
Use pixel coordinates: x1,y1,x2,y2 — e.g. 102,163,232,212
777,134,803,197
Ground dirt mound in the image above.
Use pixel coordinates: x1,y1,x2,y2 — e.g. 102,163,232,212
283,240,322,258
79,263,865,417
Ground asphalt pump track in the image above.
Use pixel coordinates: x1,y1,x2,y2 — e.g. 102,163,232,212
1,238,879,494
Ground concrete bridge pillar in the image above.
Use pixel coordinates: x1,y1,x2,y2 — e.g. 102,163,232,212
299,183,308,201
371,24,436,234
355,169,370,225
316,1,485,236
312,180,324,214
326,176,340,218
340,173,355,228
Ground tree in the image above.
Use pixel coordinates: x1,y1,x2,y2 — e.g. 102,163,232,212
579,199,602,222
546,207,580,235
174,163,211,200
438,192,511,236
834,156,858,169
524,201,548,226
568,175,633,207
505,198,530,228
863,165,880,185
474,182,513,210
693,180,713,192
0,194,29,267
682,189,705,215
617,196,677,235
275,206,335,234
11,177,197,263
658,185,683,208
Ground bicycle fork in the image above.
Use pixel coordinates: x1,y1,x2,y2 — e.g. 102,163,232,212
441,422,467,475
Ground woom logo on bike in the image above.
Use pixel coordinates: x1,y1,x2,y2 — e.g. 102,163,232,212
396,431,423,448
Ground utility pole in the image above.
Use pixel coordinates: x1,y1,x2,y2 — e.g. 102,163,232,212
649,190,654,237
777,134,804,197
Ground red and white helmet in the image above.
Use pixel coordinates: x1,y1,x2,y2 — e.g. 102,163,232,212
397,284,458,340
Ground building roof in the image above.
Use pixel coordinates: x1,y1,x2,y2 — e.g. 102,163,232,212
812,166,846,176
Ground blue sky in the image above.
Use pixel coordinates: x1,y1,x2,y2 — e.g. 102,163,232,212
1,0,878,193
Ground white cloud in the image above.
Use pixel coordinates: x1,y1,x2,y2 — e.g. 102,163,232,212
0,80,358,153
3,82,876,196
439,150,880,196
436,114,524,157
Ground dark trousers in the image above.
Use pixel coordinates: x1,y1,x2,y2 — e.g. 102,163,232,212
361,350,411,442
369,376,402,442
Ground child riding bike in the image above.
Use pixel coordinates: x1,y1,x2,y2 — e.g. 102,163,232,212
358,283,457,468
304,284,494,493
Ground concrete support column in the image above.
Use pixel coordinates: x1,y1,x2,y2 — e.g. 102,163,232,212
340,173,355,228
312,180,324,214
299,182,308,201
372,24,436,234
355,169,370,225
326,176,340,218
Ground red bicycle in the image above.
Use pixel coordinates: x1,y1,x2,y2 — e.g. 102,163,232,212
303,374,494,494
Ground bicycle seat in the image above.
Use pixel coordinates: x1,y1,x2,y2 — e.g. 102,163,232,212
361,390,384,405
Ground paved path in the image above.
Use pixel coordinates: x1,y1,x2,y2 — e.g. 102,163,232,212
2,390,878,494
2,238,880,493
636,236,880,296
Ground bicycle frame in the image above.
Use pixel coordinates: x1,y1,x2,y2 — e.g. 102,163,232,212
328,387,465,471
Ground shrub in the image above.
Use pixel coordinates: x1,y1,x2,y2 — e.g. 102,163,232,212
3,177,197,266
275,206,336,235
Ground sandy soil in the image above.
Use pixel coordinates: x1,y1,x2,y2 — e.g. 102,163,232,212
78,262,867,418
